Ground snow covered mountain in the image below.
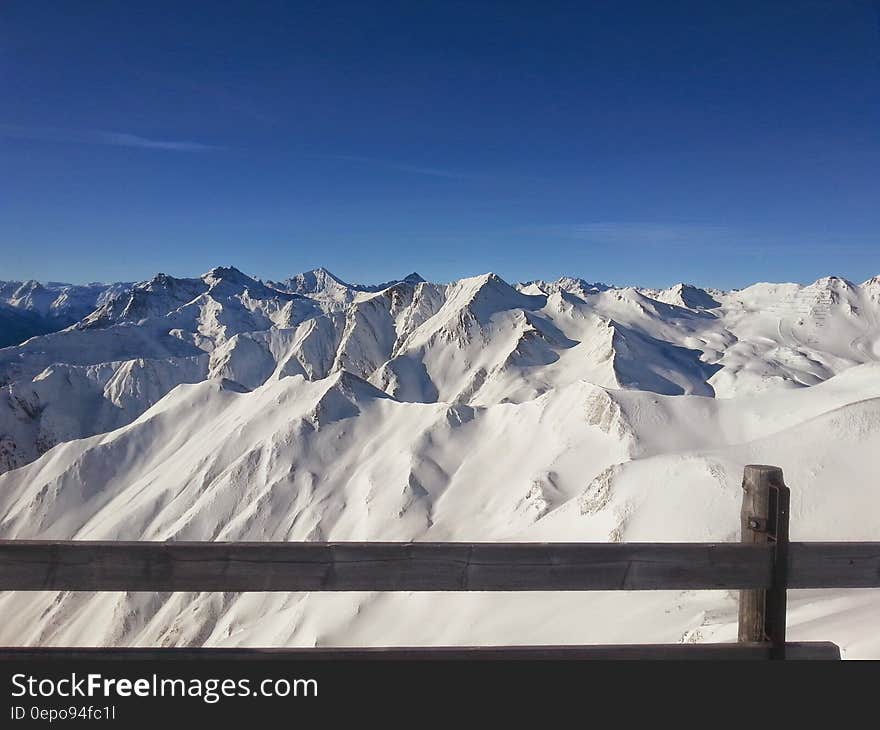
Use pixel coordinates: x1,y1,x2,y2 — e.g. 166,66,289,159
1,266,879,656
268,268,426,309
0,279,130,347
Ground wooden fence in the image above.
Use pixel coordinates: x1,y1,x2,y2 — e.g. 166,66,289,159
0,465,877,660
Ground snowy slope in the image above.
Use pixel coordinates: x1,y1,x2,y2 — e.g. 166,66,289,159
0,267,879,656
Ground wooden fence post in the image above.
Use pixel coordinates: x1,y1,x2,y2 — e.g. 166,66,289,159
738,464,791,658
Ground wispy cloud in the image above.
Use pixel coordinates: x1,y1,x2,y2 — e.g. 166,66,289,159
527,221,880,256
322,154,481,180
552,222,737,246
0,124,221,151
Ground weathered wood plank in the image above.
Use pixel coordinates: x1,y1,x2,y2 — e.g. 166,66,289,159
1,541,877,592
0,541,774,591
788,542,880,588
0,642,841,661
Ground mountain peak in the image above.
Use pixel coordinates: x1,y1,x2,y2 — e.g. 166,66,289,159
202,265,252,285
272,268,353,298
671,283,720,310
444,272,546,323
309,267,347,282
811,275,855,290
644,282,720,311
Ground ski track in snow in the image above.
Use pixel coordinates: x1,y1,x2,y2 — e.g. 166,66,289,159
1,267,879,656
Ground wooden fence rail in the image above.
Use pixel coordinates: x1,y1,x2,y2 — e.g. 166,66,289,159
0,465,876,660
0,541,878,592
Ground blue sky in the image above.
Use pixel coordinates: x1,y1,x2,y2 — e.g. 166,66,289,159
1,0,878,288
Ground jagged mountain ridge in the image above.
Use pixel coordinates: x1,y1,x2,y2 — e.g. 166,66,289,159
1,266,879,474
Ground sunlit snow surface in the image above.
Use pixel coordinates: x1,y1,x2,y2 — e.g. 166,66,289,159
0,267,879,657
